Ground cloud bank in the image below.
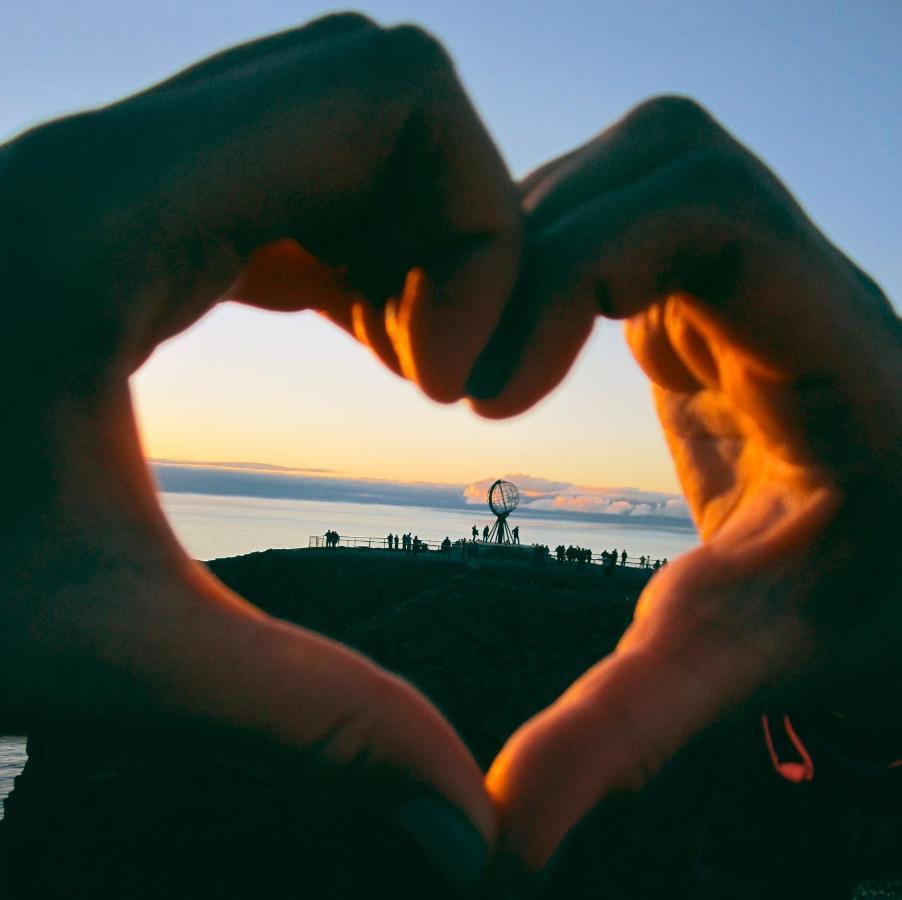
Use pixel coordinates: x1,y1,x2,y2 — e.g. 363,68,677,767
463,474,691,520
151,461,694,530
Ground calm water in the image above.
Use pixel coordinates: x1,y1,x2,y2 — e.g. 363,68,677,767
0,492,697,816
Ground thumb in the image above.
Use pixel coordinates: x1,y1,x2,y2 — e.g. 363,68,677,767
187,592,498,879
484,499,832,872
9,385,493,886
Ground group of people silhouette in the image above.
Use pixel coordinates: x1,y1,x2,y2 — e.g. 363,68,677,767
555,545,593,565
469,524,521,544
332,530,671,570
547,547,671,571
386,532,431,554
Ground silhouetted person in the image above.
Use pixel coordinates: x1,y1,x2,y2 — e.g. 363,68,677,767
512,525,520,544
393,535,399,550
483,525,490,542
620,549,627,567
386,532,393,550
471,525,478,540
442,536,451,553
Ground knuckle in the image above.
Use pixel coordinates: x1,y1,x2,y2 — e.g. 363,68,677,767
1,111,109,295
636,94,715,130
318,667,406,766
7,112,97,197
623,94,720,147
594,696,667,790
381,23,453,70
317,11,376,30
683,146,762,208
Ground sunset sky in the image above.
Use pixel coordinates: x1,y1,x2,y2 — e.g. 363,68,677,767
4,1,899,493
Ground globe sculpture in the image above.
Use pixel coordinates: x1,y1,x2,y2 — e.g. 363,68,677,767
486,479,519,544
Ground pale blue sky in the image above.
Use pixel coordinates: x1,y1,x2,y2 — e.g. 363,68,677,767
3,0,899,490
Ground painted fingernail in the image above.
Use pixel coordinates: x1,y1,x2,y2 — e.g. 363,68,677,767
396,795,489,888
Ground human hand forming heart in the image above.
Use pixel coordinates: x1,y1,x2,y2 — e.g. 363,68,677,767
1,12,899,888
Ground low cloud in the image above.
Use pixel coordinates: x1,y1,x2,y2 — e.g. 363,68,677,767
463,473,691,521
148,458,337,475
151,460,693,529
152,460,463,511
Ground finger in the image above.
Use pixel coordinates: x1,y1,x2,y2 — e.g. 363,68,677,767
29,570,493,882
473,141,876,418
465,254,598,419
510,93,727,213
376,52,521,402
114,23,520,397
228,239,403,375
144,13,379,96
467,96,732,413
178,584,496,851
486,488,837,871
522,96,737,232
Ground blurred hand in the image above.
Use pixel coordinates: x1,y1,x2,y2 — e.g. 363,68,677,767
471,96,902,871
0,14,523,877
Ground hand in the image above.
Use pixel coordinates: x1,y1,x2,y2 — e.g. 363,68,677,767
0,14,522,878
471,96,902,871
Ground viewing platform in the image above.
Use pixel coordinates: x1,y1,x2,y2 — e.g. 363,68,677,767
307,533,665,570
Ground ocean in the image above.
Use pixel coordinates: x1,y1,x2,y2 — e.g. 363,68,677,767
0,491,698,817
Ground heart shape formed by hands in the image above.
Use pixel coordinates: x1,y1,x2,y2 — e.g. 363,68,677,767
1,12,899,887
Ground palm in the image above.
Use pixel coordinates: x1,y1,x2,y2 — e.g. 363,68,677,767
618,286,895,708
629,293,836,539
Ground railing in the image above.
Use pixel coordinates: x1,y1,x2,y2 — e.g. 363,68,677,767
308,534,668,568
309,534,448,551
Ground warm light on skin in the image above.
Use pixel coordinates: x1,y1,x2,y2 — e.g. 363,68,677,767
390,268,425,385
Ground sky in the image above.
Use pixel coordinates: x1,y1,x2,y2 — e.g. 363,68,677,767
3,0,900,494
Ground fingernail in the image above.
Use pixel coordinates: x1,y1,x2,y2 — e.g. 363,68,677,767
396,795,489,888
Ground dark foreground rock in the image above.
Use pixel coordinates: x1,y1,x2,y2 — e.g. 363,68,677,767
1,548,900,899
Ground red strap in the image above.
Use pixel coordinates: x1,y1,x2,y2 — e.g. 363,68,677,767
762,713,815,783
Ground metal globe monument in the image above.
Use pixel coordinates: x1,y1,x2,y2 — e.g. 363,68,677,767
486,479,519,544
